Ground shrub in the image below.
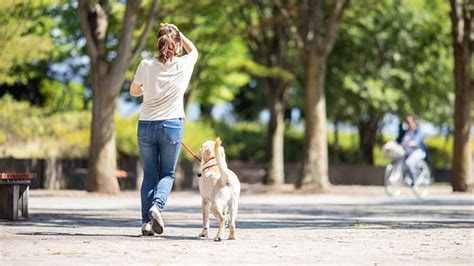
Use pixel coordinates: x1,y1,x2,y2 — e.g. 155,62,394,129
0,95,90,158
213,122,266,162
116,115,139,157
181,120,216,160
0,95,468,169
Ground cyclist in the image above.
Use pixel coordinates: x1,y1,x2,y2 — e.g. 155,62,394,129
395,114,428,186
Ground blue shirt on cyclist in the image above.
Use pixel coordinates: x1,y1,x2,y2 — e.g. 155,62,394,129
395,114,427,157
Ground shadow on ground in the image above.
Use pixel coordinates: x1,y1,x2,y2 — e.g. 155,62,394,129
2,197,473,232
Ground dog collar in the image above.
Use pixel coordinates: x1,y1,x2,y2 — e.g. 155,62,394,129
199,157,218,176
203,157,215,164
201,157,216,169
202,163,218,173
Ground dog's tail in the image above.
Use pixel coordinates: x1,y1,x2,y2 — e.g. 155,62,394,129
214,137,228,186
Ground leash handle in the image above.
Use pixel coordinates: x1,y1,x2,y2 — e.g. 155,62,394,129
181,141,201,163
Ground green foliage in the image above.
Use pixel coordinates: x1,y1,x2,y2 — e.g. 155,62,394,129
424,136,454,169
115,115,139,158
284,126,304,162
329,132,466,169
240,59,294,83
123,0,253,110
203,122,303,163
327,0,453,126
39,79,87,111
0,95,90,158
187,121,463,168
191,38,251,106
0,96,140,159
181,120,216,159
0,94,46,143
213,122,266,162
0,0,56,84
0,94,465,168
0,0,87,111
0,0,465,173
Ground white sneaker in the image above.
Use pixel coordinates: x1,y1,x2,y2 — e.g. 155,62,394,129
141,222,154,236
149,205,164,235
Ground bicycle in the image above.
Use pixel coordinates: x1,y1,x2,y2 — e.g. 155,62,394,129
382,141,433,198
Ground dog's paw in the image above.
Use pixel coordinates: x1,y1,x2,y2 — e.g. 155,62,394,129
199,228,208,238
214,236,223,242
229,225,236,240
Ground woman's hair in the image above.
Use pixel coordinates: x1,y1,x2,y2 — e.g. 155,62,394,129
157,24,181,63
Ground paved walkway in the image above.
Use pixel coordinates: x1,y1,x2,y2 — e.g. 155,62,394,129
1,185,473,265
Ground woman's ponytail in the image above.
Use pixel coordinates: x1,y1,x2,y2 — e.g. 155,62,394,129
157,24,182,63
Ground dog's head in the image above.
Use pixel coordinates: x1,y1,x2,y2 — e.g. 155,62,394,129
199,140,216,164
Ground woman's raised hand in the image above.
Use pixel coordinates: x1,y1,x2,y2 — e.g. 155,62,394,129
161,23,179,32
168,24,179,32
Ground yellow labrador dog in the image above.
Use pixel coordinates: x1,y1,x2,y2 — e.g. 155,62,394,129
198,137,241,241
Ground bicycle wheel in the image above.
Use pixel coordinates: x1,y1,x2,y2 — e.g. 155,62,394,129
412,160,432,198
385,162,403,197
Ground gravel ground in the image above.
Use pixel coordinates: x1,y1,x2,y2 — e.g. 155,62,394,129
1,185,473,265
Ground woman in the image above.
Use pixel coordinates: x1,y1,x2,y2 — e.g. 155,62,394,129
130,23,198,236
396,114,427,185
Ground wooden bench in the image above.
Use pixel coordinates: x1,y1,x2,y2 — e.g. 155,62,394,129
0,173,36,220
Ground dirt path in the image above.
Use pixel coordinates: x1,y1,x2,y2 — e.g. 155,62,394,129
1,185,473,264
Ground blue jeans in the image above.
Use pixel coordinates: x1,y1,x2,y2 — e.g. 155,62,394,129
138,119,183,223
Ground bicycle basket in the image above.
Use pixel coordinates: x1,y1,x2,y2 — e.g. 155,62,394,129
382,141,405,160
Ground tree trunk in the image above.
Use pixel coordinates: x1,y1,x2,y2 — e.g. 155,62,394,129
333,120,341,164
264,79,289,185
295,0,348,191
358,115,381,165
200,104,213,121
452,74,472,191
298,51,330,191
87,64,120,194
77,0,158,194
450,0,472,192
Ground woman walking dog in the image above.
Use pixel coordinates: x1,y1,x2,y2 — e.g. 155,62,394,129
129,23,198,236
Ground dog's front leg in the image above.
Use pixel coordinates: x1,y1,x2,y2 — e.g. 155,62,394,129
199,199,209,238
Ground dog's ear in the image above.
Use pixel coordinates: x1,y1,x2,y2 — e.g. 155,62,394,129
203,146,212,161
199,148,204,163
